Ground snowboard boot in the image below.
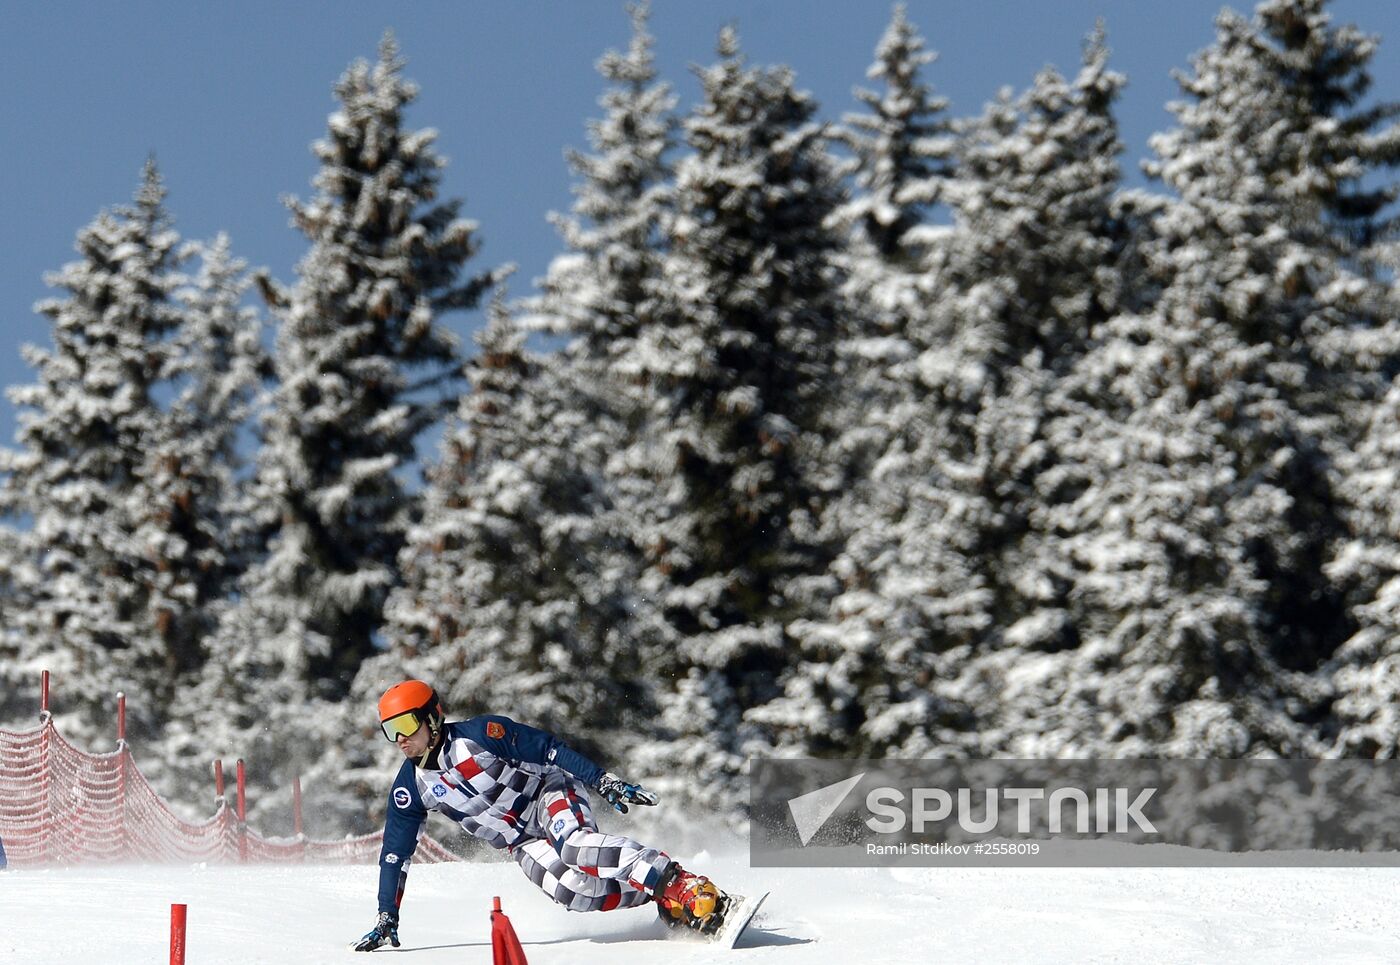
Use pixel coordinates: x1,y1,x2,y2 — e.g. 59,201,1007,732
655,863,725,934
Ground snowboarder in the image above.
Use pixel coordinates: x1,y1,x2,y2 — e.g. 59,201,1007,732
352,679,727,952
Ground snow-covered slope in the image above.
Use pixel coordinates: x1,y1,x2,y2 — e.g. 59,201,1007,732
3,846,1398,963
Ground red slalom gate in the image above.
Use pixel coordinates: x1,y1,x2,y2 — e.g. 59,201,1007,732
170,903,187,965
491,896,528,965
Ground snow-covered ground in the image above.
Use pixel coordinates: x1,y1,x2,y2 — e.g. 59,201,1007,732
3,845,1398,963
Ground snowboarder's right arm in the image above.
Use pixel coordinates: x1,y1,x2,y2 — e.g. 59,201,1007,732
354,764,424,951
376,760,427,916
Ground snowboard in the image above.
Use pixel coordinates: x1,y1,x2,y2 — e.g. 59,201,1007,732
709,890,768,948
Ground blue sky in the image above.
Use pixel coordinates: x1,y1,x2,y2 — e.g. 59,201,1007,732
2,0,1397,452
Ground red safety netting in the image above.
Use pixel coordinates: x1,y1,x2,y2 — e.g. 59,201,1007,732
0,714,460,867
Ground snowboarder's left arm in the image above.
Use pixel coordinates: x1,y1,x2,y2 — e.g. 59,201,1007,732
464,714,606,784
466,715,658,812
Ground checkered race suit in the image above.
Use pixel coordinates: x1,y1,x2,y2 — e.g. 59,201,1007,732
377,716,671,915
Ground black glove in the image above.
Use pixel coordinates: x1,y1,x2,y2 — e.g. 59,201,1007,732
352,911,400,952
594,771,659,814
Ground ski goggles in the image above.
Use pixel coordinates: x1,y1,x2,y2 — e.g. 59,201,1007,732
380,711,424,742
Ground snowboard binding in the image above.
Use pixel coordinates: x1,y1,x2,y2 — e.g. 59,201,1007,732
655,863,726,934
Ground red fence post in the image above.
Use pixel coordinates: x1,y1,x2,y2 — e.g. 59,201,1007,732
292,775,305,862
236,759,248,863
213,760,231,862
116,692,127,859
38,671,51,864
289,773,303,857
292,775,303,837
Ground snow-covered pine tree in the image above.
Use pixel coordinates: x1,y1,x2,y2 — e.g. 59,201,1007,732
177,235,271,590
833,3,954,266
1326,374,1400,757
1145,0,1396,753
529,0,676,364
501,1,679,760
760,6,971,758
350,294,643,836
0,527,36,728
1028,0,1395,755
824,2,956,495
950,26,1126,382
629,29,848,808
232,33,491,677
194,35,496,821
1245,0,1400,255
1244,0,1400,756
0,161,184,745
140,236,267,686
931,27,1148,754
154,235,270,781
375,296,542,690
350,9,680,826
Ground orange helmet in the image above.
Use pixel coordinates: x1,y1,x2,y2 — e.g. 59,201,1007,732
377,680,445,742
